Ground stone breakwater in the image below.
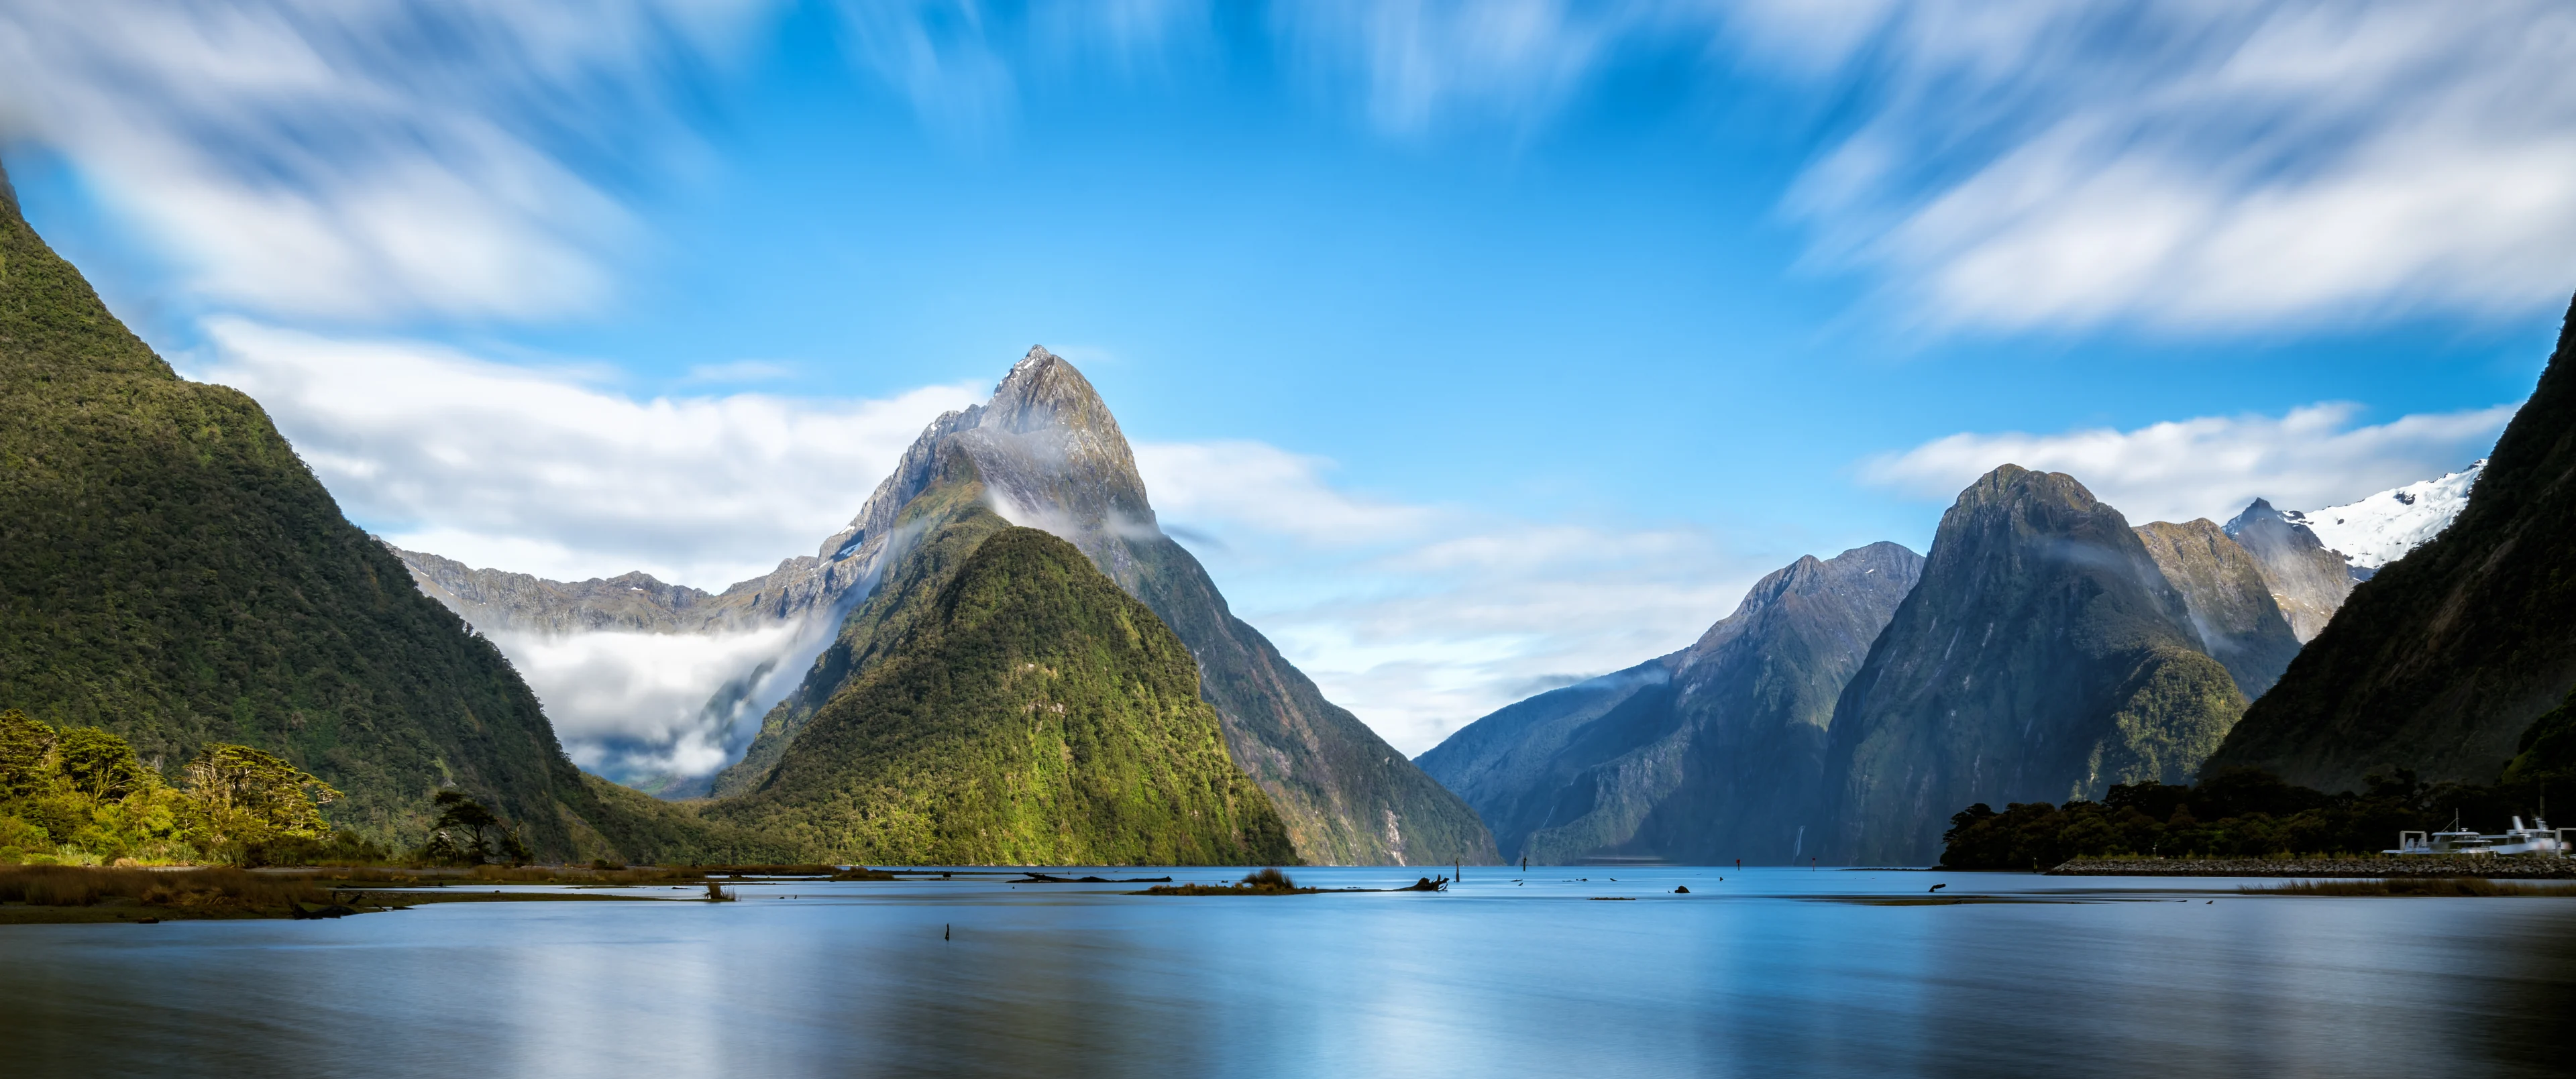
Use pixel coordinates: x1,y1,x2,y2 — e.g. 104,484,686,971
2045,856,2576,878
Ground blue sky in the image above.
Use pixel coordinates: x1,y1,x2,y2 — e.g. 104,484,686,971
3,1,2567,754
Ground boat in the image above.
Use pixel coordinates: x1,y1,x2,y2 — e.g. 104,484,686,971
2386,813,2571,856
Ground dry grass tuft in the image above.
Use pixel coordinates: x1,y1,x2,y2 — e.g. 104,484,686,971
2248,877,2576,897
0,864,327,910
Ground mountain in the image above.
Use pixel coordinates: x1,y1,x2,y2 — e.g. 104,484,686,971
2131,520,2302,697
706,347,1495,866
1417,543,1922,865
1821,466,2247,864
2204,302,2576,791
0,160,763,861
390,521,889,794
2222,500,2355,642
2282,461,2485,576
704,524,1294,865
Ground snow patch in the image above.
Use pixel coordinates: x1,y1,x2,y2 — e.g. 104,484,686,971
2284,460,2484,570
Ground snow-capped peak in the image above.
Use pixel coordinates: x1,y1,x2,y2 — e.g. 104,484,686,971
2284,460,2485,571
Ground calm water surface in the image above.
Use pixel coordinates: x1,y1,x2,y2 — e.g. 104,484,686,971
2,866,2570,1078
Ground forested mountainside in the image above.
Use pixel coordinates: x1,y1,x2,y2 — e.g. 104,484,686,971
2207,298,2576,791
0,161,759,862
712,347,1495,866
1821,467,2246,865
1419,544,1921,865
705,525,1294,865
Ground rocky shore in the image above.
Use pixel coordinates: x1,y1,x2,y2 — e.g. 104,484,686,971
2045,856,2576,878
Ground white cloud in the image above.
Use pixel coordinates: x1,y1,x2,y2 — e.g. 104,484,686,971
1860,400,2518,525
186,318,983,589
830,0,1210,141
1135,441,1437,547
0,0,772,320
1275,0,1730,136
1138,439,1762,756
1764,0,2576,331
495,622,806,779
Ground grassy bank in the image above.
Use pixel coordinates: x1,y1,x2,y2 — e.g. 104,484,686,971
0,862,890,923
2245,878,2576,897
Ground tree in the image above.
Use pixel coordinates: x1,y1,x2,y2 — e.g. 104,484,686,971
421,790,530,866
56,726,148,801
0,709,56,800
182,744,339,845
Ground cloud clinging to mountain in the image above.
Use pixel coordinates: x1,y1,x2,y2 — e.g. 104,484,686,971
1862,400,2518,526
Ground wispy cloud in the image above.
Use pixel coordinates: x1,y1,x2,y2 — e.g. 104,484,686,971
1139,438,1762,755
829,0,1210,142
1275,0,1730,137
186,318,982,587
683,359,797,384
1860,400,2518,525
0,0,771,320
1762,0,2576,331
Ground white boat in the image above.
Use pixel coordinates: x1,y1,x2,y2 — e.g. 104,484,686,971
2387,814,2573,856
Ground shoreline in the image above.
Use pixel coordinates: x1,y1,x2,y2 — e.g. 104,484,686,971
2044,856,2576,878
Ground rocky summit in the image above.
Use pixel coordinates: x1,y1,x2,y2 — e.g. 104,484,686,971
1821,466,2246,865
1418,543,1923,866
713,347,1496,866
2221,500,2357,643
2207,299,2576,791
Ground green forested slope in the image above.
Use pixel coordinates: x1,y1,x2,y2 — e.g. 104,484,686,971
706,525,1294,866
710,458,1005,797
2207,298,2576,789
0,163,720,860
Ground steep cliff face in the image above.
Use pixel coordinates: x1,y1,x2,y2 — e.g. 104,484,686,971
2206,300,2576,791
1821,467,2245,864
0,161,697,859
1419,543,1923,865
2132,519,2302,697
704,526,1294,866
716,348,1496,865
2222,500,2357,642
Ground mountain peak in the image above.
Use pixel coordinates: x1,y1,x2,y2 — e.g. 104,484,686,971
0,156,17,217
985,343,1122,439
1957,463,2098,511
2228,498,2281,527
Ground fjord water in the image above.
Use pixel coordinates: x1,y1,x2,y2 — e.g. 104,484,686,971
2,868,2568,1078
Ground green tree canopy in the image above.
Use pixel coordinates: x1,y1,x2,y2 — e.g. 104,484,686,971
56,726,148,801
421,789,530,865
0,709,56,800
182,744,339,844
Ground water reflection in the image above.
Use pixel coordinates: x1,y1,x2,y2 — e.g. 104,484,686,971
1,868,2569,1078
